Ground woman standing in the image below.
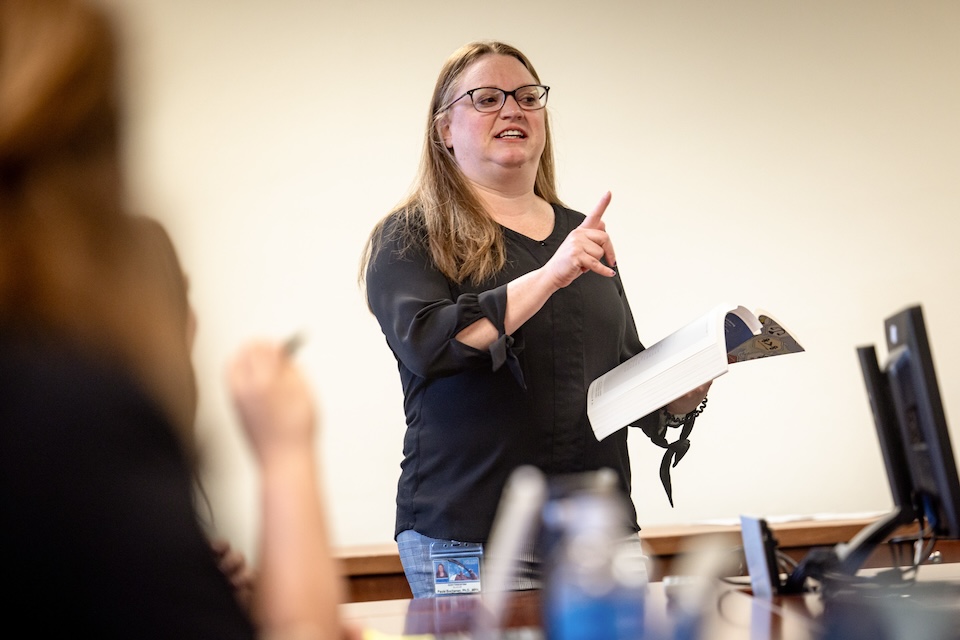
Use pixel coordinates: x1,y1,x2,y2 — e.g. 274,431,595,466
361,41,709,598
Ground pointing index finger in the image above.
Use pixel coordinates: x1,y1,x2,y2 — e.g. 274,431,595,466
579,191,611,230
580,191,617,269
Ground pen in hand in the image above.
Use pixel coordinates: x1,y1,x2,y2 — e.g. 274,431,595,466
282,332,305,357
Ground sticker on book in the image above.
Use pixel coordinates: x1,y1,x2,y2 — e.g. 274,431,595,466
728,314,804,363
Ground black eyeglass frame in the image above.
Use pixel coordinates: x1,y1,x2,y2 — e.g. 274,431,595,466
439,84,550,114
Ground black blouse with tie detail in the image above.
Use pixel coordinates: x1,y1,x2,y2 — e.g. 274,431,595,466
366,204,661,543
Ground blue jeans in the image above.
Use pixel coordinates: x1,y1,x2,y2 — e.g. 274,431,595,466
397,529,649,599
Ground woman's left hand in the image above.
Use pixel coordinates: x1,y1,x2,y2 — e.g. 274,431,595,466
665,381,712,416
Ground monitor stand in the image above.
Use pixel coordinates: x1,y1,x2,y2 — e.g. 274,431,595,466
782,508,909,593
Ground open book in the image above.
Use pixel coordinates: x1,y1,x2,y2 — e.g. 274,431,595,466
587,304,804,441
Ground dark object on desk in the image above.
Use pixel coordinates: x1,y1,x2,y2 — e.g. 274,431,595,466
819,579,960,640
786,304,960,593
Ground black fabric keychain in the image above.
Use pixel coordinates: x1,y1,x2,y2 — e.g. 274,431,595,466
641,397,707,507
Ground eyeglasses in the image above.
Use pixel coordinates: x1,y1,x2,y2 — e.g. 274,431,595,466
440,84,550,113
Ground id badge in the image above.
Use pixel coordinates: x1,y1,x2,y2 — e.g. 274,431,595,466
430,541,483,595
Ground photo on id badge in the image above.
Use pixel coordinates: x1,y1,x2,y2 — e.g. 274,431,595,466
431,542,482,595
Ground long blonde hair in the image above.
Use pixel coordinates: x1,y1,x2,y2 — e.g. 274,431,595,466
0,0,196,444
360,41,563,288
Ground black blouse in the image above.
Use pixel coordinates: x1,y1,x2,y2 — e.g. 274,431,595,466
366,204,659,542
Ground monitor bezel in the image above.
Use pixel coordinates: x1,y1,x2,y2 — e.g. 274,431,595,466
858,344,917,521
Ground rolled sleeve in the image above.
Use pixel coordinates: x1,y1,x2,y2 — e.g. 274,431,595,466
367,225,523,383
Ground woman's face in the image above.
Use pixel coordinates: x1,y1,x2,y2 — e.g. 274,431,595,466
438,54,546,188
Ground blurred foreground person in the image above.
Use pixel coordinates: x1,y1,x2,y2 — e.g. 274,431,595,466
0,1,353,637
130,215,257,610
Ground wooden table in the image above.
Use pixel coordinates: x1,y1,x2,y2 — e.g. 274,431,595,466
341,578,815,638
341,562,960,639
336,516,960,602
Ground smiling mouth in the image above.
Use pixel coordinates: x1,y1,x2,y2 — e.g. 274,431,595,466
496,129,526,139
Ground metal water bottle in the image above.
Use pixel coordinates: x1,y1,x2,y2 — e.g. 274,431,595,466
541,470,649,640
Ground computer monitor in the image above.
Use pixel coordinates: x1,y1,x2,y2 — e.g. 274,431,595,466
786,304,960,590
821,343,919,576
882,305,960,538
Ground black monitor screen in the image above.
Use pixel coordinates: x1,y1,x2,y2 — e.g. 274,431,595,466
858,345,916,522
883,305,960,538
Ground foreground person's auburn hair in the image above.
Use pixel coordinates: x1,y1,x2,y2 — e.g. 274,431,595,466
0,0,196,442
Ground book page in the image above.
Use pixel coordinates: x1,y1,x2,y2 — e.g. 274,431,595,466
589,306,722,403
587,305,731,439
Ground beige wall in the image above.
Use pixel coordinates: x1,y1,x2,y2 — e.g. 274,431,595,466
104,0,960,558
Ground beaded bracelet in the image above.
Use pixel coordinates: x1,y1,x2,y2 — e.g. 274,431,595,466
662,396,708,428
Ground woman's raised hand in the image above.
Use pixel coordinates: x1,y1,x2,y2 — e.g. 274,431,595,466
544,191,618,290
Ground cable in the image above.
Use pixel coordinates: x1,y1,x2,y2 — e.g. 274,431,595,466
776,550,799,572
